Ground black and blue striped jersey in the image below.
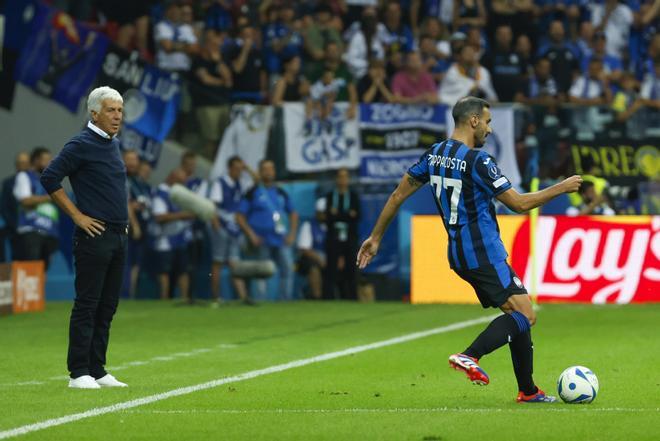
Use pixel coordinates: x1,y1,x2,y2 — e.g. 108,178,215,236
407,139,513,270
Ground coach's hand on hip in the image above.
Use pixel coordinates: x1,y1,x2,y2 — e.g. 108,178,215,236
74,213,106,237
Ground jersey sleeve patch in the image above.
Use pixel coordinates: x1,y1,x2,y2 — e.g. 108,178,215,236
474,153,511,196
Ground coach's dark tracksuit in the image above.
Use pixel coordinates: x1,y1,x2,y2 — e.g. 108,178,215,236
41,123,128,379
321,190,360,300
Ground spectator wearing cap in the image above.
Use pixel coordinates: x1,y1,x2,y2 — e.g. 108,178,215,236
154,1,199,73
588,0,634,60
568,57,612,106
190,30,232,159
272,55,311,105
262,4,304,77
580,31,623,85
536,20,580,94
439,44,497,106
376,1,415,74
301,4,344,64
481,24,523,102
391,51,438,104
343,6,385,81
357,58,395,103
226,21,267,103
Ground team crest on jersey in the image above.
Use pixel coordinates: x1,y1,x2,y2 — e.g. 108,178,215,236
513,276,523,288
488,164,501,179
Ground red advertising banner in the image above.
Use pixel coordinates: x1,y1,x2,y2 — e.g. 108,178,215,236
513,216,659,304
411,216,660,304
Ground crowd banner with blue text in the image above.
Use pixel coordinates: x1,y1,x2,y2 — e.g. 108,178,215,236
445,105,521,189
284,102,361,173
96,44,181,165
14,4,109,113
211,104,274,186
359,103,447,182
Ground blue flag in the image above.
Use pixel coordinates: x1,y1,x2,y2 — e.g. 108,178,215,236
14,4,108,113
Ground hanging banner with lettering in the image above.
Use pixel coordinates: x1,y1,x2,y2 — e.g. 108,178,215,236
359,103,447,182
284,102,361,173
445,105,521,189
211,104,273,185
14,4,109,113
570,139,660,186
96,44,180,165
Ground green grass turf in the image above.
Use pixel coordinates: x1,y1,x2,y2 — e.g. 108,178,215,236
0,301,658,440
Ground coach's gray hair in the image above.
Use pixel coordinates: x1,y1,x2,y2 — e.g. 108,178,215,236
452,96,490,126
87,86,123,116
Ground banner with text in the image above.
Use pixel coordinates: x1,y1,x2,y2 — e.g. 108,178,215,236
359,103,447,182
96,44,180,165
211,104,273,186
284,102,361,173
570,138,659,186
15,4,109,113
411,215,660,304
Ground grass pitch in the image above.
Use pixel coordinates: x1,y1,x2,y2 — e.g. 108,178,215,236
0,301,658,440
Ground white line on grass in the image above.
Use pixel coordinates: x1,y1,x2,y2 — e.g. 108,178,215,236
121,407,660,415
0,314,497,439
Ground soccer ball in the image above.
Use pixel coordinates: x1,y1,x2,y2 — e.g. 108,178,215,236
557,366,599,404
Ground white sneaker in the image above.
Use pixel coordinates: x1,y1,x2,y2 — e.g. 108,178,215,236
68,375,101,389
95,373,128,388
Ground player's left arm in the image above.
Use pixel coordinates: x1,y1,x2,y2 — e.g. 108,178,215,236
356,173,423,269
496,176,583,213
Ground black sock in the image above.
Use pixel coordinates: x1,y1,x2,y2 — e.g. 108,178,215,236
463,313,529,359
509,330,537,395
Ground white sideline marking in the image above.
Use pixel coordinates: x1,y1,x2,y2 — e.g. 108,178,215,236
0,314,497,439
122,407,660,415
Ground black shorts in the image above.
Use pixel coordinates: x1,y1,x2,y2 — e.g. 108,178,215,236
455,261,527,309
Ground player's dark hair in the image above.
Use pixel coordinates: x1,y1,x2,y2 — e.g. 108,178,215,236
30,146,50,164
227,155,242,168
452,97,490,126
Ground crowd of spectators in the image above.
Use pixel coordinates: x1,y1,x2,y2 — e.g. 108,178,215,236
0,148,362,303
47,0,660,158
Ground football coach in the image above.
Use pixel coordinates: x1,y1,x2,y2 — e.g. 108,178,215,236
41,86,129,389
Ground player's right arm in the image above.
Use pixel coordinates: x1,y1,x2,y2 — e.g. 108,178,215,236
496,176,583,213
356,173,424,269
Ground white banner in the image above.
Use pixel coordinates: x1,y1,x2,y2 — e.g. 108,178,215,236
445,106,521,189
210,104,273,183
284,102,361,173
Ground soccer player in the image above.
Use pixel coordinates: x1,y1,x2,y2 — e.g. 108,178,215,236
356,96,583,403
